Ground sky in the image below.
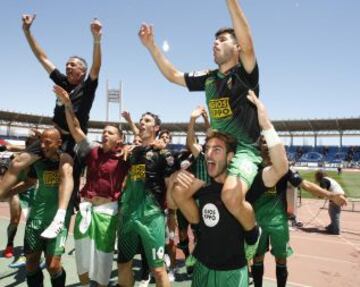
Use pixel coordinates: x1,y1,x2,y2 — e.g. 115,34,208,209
1,0,360,128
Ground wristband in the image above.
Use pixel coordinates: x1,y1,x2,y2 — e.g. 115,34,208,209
261,128,281,148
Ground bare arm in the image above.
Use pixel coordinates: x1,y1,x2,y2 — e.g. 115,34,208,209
247,90,288,187
6,177,37,199
300,180,347,207
89,18,102,80
53,85,86,143
138,23,186,86
122,111,139,136
202,108,211,130
186,106,207,157
171,170,205,224
226,0,256,73
58,153,74,210
4,144,26,152
22,14,56,74
166,173,178,210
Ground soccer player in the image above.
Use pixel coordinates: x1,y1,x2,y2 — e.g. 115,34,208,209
0,15,102,237
139,0,261,252
249,133,346,286
0,136,41,265
55,85,129,287
15,128,73,287
170,90,288,287
117,112,175,287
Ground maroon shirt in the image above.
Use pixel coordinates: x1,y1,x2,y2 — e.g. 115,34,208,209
81,146,129,201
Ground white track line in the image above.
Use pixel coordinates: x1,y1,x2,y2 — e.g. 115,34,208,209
304,204,360,252
293,253,358,265
291,234,351,245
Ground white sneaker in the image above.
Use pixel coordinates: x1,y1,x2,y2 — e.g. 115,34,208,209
137,275,151,287
41,220,64,239
168,268,176,282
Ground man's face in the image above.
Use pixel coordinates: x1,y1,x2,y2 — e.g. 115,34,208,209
213,32,238,66
102,126,122,151
139,114,159,141
66,58,86,85
160,132,171,146
40,130,61,159
205,138,230,179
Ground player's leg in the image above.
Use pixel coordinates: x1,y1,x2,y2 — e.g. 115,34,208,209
141,214,170,287
26,251,44,287
41,153,74,239
0,152,39,200
3,195,21,257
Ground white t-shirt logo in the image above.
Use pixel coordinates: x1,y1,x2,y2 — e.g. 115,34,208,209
202,203,220,227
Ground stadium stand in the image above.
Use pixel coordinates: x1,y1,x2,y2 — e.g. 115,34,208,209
1,110,360,167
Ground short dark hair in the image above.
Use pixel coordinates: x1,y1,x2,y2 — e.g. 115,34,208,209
205,129,237,154
141,112,161,127
215,27,237,42
159,129,172,140
315,170,327,182
69,55,88,72
104,124,123,136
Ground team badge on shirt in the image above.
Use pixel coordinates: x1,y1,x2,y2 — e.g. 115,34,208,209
145,151,154,160
202,203,220,227
43,171,60,186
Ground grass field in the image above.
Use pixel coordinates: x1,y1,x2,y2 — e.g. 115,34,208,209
296,169,360,199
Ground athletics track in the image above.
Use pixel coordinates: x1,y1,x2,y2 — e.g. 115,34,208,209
0,198,359,286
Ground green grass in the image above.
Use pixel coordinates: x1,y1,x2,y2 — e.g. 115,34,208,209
297,169,360,199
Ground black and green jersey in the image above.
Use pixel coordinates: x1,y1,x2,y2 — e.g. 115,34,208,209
185,63,260,154
28,158,61,222
190,152,211,184
250,169,303,216
120,146,176,219
194,182,246,270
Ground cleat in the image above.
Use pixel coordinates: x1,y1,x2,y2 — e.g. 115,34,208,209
137,274,151,287
9,255,26,268
41,220,64,239
3,245,14,258
168,267,176,282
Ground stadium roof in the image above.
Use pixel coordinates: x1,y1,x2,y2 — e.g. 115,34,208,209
0,110,359,135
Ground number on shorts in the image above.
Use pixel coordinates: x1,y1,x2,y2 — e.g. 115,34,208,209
152,246,164,260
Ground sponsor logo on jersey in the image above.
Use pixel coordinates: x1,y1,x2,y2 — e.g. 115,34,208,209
146,151,154,160
188,70,209,78
202,203,220,227
208,97,233,119
165,155,175,166
43,171,60,186
130,164,145,180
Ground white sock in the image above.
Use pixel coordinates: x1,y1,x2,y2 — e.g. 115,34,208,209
54,209,66,222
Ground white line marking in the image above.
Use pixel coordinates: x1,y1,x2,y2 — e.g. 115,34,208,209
264,276,312,287
304,204,360,252
293,253,358,265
